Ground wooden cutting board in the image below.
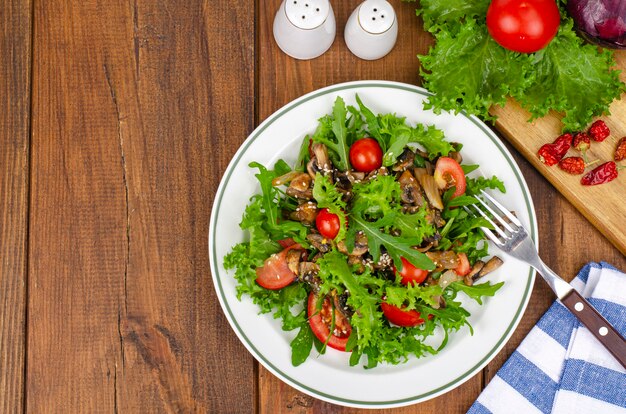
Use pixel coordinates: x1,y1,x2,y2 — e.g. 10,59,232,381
492,50,626,256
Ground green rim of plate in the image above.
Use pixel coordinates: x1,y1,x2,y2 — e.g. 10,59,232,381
209,81,537,407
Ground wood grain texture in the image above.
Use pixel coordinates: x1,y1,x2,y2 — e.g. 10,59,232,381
28,0,255,412
257,1,479,412
0,1,31,413
492,51,626,256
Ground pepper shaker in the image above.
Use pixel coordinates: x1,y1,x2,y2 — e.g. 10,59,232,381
344,0,398,60
273,0,336,60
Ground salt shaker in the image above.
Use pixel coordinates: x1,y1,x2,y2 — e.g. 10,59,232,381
273,0,336,60
344,0,398,60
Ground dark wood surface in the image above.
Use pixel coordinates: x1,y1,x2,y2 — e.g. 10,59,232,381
0,1,31,413
1,0,625,413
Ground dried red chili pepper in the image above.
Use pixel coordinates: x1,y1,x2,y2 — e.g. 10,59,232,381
573,132,591,152
615,137,626,162
588,120,610,142
538,133,572,166
581,161,618,186
558,157,585,175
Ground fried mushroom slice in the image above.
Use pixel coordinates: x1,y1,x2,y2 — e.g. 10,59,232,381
392,149,415,172
336,231,368,256
398,170,424,205
307,143,333,181
475,256,503,279
286,248,304,274
306,233,332,253
289,201,317,225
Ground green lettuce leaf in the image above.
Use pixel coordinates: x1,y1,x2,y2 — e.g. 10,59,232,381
419,19,533,120
416,0,490,33
515,22,625,132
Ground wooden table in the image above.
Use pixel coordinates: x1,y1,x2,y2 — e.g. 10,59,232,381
2,0,624,412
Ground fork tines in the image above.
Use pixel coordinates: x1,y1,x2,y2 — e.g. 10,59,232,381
464,190,523,246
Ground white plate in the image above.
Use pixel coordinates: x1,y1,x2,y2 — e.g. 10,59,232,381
209,81,537,408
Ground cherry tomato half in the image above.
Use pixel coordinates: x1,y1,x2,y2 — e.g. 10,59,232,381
434,157,466,199
381,300,429,327
455,253,471,277
308,292,352,351
255,244,302,290
315,208,340,239
349,138,383,173
394,257,429,286
486,0,560,53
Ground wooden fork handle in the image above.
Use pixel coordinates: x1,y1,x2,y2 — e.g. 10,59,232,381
561,289,626,369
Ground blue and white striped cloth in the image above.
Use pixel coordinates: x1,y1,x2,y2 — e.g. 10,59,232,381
469,262,626,414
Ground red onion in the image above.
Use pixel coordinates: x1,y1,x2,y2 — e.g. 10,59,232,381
567,0,626,49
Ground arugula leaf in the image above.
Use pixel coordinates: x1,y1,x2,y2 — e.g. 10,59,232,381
350,214,435,271
290,325,313,366
355,94,385,150
330,97,351,170
446,195,479,208
515,22,625,132
247,161,310,242
382,125,412,167
461,164,480,174
310,97,351,170
450,281,504,305
420,19,533,120
295,135,312,172
392,208,436,241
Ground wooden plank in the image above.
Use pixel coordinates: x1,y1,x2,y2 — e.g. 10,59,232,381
492,51,626,256
256,1,484,412
0,1,32,413
28,0,255,412
484,140,626,383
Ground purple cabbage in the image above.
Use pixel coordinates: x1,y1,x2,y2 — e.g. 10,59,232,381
567,0,626,49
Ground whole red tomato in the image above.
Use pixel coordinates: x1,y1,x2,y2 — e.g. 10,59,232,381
349,138,383,173
486,0,560,53
315,208,340,239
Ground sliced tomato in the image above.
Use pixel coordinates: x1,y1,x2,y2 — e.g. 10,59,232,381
277,238,296,248
434,157,466,198
307,292,351,351
394,257,429,286
455,253,471,276
255,244,301,290
381,300,429,327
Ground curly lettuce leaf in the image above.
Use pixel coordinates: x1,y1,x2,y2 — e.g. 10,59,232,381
420,19,533,120
351,175,402,219
465,175,506,196
515,22,625,132
415,0,490,33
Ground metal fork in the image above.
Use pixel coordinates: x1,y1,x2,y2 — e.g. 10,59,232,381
466,190,626,369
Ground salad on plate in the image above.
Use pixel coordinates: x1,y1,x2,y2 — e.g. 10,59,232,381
224,95,507,368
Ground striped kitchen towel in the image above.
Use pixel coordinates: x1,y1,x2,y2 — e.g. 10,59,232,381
468,262,626,414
